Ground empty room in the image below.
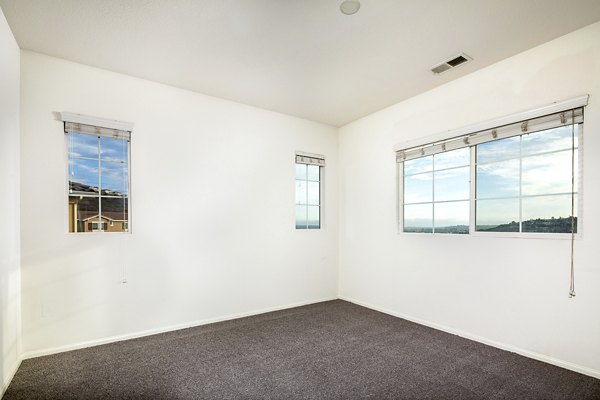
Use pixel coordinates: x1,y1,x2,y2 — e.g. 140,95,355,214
1,0,600,399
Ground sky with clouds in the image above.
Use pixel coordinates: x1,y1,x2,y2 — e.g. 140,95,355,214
403,125,579,230
68,133,129,195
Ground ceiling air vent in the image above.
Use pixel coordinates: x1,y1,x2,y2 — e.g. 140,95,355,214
431,53,472,74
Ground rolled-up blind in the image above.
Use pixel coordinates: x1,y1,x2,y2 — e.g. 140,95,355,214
296,152,325,166
60,112,133,140
396,107,583,163
64,122,131,140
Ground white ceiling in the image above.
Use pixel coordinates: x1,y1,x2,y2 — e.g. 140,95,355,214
2,0,600,127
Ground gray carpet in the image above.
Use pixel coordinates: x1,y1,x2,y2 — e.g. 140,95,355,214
3,300,600,399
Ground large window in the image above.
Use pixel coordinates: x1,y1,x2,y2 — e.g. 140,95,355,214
295,153,324,229
67,122,130,233
398,106,582,236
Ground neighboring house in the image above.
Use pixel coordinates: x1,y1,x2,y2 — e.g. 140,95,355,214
68,182,128,232
79,211,128,232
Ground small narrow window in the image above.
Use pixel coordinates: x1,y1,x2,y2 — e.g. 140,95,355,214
66,121,131,233
295,153,325,229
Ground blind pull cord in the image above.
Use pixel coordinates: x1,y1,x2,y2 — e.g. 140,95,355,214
569,109,576,298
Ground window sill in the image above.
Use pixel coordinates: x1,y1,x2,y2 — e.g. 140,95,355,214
66,231,132,235
396,231,581,240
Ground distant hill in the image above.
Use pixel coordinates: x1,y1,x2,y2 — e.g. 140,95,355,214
70,181,126,197
403,225,468,234
404,217,577,234
69,181,128,213
478,217,577,233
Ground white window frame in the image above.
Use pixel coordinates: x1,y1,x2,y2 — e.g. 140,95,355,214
396,97,586,240
61,112,133,235
295,151,325,230
399,149,471,234
469,127,583,240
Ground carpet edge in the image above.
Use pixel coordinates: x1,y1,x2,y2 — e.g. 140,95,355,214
20,296,338,361
1,356,22,399
338,295,600,380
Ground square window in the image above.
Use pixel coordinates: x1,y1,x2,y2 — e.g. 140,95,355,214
402,147,470,234
474,125,579,234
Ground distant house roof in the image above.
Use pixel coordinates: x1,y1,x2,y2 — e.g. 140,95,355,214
69,181,126,197
79,211,128,222
70,181,98,194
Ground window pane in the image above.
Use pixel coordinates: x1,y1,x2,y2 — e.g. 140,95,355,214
307,181,319,206
68,196,99,233
100,161,129,195
476,136,520,164
307,206,320,229
68,131,131,234
307,165,320,181
434,148,470,170
101,196,129,232
522,150,577,196
404,156,433,175
476,198,519,232
434,201,469,234
522,194,577,233
476,159,520,199
434,167,469,202
100,136,128,162
295,164,307,180
404,173,432,204
68,132,98,159
295,180,307,205
295,205,307,229
404,203,432,233
522,125,578,156
69,158,99,193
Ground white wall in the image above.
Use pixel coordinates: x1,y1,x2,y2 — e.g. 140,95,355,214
0,7,21,395
15,15,600,381
338,22,600,377
20,51,338,355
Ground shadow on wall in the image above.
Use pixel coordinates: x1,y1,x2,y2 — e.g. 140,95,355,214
1,258,20,392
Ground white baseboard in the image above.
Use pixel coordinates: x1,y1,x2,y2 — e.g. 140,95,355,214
15,294,600,388
339,295,600,380
21,296,337,360
1,356,23,398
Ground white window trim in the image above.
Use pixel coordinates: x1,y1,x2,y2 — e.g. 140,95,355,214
60,112,134,132
397,117,584,240
393,95,588,152
470,126,584,240
295,151,325,231
63,112,133,236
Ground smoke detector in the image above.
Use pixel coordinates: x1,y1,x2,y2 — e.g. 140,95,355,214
431,53,472,74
